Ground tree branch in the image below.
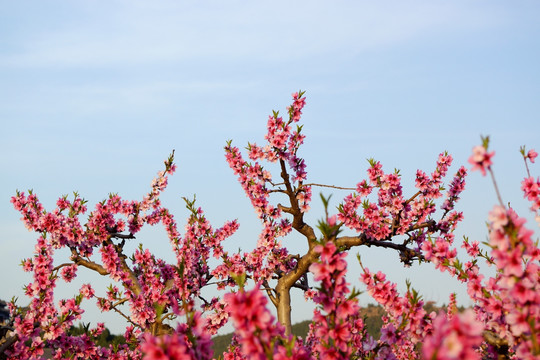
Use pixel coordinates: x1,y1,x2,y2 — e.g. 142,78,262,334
262,280,278,307
483,330,509,359
336,233,424,265
104,239,143,297
52,262,75,272
268,189,287,194
0,334,17,357
70,249,109,276
278,159,317,244
94,295,139,329
108,232,136,240
303,183,355,191
277,203,293,215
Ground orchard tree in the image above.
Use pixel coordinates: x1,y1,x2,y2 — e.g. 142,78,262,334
2,92,539,359
221,91,467,336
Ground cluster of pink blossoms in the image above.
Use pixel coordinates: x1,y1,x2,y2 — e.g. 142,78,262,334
422,143,540,359
468,143,495,176
5,92,540,360
521,148,540,218
140,313,212,360
421,310,484,360
7,152,238,359
338,151,467,268
223,286,310,360
218,92,311,284
307,242,366,359
359,266,436,359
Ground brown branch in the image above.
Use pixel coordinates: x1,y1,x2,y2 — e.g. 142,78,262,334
0,334,17,356
339,236,408,253
483,330,509,359
291,273,309,291
404,190,422,205
108,232,136,240
280,160,301,215
95,295,138,329
273,160,320,334
70,249,109,276
110,305,136,327
162,313,176,321
277,203,293,215
278,159,317,244
52,262,74,272
262,280,278,307
113,298,129,307
334,234,370,249
407,220,436,232
276,244,321,335
103,239,142,297
268,189,287,194
268,180,286,187
303,183,356,191
335,233,423,265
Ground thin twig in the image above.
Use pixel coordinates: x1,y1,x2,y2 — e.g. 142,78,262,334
108,232,135,240
71,250,109,276
104,299,138,328
523,154,532,179
113,298,129,307
268,189,287,194
52,262,74,272
303,183,356,191
488,167,505,208
262,280,278,307
404,191,422,205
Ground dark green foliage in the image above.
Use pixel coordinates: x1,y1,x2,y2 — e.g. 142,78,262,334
67,324,126,347
210,302,457,358
362,303,385,339
211,332,234,359
211,304,387,358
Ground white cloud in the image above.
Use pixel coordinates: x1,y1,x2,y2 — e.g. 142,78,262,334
0,1,505,68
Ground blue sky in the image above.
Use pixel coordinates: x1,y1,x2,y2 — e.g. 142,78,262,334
1,1,539,334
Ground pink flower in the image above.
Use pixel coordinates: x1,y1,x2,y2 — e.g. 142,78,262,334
469,145,494,176
80,284,95,299
488,205,508,231
506,311,530,337
60,264,78,282
422,310,483,360
527,149,538,163
521,177,540,211
225,286,273,332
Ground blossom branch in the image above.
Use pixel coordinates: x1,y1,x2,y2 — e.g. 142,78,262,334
488,167,505,208
70,249,109,276
303,183,356,191
262,280,279,307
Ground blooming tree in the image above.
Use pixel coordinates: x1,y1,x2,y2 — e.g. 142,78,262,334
2,92,539,359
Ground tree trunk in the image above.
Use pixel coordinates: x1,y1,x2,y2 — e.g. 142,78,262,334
276,281,293,335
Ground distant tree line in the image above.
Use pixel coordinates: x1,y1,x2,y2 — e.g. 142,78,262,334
210,302,462,358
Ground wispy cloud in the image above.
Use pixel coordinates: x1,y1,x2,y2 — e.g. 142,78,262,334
1,1,505,69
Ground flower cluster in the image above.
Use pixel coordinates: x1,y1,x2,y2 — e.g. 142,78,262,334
307,242,367,359
141,313,212,360
6,93,540,360
421,144,540,359
422,309,483,360
7,153,236,359
521,176,540,212
338,154,467,268
468,143,494,176
224,287,285,359
360,267,435,359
